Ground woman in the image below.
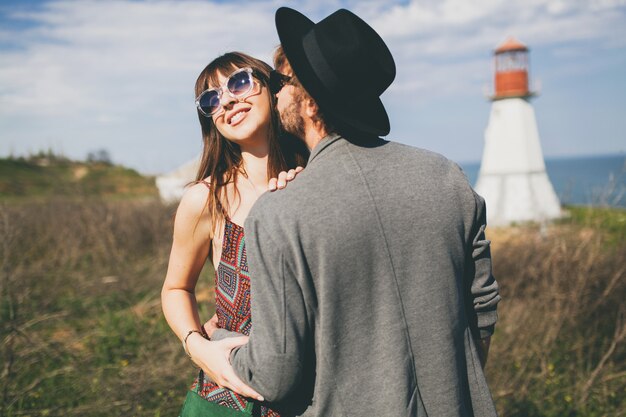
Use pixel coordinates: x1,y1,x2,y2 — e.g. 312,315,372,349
161,52,308,416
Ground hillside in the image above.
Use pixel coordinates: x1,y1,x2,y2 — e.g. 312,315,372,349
0,153,158,199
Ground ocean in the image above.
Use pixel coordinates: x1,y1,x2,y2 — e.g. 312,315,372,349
459,154,626,208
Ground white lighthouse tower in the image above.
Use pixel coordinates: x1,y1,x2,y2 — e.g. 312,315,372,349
475,37,561,226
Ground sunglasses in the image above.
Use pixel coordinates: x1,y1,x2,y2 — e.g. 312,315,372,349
195,67,256,117
269,70,293,95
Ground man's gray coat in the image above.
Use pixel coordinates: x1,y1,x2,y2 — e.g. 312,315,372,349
230,135,501,416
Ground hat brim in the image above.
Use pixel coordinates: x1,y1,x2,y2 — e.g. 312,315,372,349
275,7,390,136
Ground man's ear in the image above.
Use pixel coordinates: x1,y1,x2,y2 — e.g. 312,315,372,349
304,98,319,118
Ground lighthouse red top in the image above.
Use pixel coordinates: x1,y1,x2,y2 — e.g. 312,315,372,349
493,37,532,100
495,37,528,53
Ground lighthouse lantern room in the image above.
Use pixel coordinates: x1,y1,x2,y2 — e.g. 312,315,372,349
494,38,531,99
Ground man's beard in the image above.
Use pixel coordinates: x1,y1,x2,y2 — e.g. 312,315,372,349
279,97,306,140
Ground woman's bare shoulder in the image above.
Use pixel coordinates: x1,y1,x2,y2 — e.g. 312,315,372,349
176,179,211,219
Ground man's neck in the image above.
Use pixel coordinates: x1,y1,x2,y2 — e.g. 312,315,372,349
303,122,329,151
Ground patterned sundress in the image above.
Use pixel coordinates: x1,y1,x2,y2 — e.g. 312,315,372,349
191,186,280,416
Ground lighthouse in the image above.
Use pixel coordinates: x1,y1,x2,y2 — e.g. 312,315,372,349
475,37,562,226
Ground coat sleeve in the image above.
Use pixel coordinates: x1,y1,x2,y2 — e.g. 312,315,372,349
211,329,243,341
466,191,501,339
229,215,309,402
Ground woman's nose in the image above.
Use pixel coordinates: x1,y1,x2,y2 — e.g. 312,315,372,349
220,89,236,108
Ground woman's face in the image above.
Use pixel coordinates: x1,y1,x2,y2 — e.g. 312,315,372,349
210,68,272,146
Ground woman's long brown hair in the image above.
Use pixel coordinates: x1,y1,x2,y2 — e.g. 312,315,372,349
194,52,309,229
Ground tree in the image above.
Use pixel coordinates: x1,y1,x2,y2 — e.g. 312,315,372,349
87,149,112,165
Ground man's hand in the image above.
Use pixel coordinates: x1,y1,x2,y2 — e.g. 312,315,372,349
268,166,304,191
187,334,264,401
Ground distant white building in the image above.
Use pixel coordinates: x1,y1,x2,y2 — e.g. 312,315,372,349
155,158,199,203
475,37,562,226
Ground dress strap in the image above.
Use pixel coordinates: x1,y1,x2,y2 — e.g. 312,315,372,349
198,179,229,220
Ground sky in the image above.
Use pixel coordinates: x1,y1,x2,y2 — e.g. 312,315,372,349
1,0,625,174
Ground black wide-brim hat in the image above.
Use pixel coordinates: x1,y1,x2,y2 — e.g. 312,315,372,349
275,7,396,137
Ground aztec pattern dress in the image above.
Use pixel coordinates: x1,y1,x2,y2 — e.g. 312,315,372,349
191,194,280,416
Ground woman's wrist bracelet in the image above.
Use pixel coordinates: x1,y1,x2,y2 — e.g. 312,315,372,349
182,329,205,360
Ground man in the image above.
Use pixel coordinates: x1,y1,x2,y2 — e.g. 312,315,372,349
204,7,501,416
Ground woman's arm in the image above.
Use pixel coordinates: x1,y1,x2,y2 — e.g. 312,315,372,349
160,182,263,401
161,183,214,345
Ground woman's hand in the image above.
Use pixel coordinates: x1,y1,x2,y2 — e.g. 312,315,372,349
203,313,219,339
268,166,304,191
186,333,264,401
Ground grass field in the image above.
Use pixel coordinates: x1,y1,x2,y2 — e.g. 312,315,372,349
0,158,624,416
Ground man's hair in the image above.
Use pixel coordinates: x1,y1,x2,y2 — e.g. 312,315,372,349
273,46,335,133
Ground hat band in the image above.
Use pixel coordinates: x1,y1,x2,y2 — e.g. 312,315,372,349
302,31,344,96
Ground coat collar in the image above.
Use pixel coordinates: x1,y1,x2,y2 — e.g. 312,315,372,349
307,133,343,165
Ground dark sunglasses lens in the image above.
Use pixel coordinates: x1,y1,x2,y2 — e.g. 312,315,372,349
198,90,220,115
269,71,281,95
269,71,291,95
228,70,253,96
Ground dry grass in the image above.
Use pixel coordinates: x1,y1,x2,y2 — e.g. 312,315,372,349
0,199,624,416
486,216,626,416
0,198,214,417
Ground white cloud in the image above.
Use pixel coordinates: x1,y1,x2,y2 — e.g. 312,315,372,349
351,0,626,102
367,0,626,47
0,0,279,117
